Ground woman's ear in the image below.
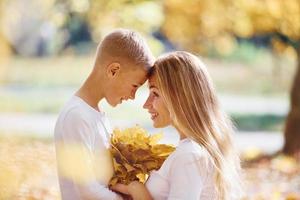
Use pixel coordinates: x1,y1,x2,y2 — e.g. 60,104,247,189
107,62,121,78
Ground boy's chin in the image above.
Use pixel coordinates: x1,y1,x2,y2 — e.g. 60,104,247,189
109,102,119,107
106,98,119,107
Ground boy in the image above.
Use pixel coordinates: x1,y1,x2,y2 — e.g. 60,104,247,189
54,29,154,199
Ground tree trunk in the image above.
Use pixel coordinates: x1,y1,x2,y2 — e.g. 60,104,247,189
283,47,300,155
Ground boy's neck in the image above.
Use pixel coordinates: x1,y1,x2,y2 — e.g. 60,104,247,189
76,73,104,111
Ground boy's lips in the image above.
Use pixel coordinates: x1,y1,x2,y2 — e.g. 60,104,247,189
119,97,129,104
119,98,124,104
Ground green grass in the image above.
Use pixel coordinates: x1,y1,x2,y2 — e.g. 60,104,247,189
0,55,93,87
222,41,268,64
0,85,72,113
232,114,286,132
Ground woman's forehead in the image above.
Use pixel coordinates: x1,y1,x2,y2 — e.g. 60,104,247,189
148,76,157,88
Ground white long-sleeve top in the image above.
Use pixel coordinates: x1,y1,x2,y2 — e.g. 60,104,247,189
146,138,217,200
54,96,122,200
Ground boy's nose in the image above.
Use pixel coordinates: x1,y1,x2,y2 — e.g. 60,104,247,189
129,89,137,100
129,92,135,100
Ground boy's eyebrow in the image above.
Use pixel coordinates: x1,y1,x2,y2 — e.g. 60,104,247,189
133,82,143,87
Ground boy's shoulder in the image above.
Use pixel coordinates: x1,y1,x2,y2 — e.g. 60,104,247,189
57,96,91,124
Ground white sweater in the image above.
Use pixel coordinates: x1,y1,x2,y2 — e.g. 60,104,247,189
146,138,217,200
54,96,122,200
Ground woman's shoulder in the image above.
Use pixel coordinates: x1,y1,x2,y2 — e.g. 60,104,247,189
176,138,206,155
166,138,212,168
160,138,215,186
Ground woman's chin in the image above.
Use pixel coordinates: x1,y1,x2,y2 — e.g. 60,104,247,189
152,121,160,128
153,124,160,128
153,121,167,128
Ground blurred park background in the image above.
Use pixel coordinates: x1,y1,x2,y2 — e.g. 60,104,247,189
0,0,300,199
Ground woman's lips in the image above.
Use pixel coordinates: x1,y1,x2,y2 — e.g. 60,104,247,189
149,112,158,120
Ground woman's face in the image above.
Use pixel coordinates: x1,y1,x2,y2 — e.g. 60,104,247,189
143,76,172,128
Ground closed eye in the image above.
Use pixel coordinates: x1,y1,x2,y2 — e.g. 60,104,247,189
152,91,159,97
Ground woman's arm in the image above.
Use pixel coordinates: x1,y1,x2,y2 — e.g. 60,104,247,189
111,181,153,200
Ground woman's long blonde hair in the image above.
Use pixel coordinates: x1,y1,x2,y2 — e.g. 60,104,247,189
151,51,242,200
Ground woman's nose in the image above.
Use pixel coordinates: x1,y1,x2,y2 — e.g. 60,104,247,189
143,96,151,109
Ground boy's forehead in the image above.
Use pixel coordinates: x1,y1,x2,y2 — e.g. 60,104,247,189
130,67,148,84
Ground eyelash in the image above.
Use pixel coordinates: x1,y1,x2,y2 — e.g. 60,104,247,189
152,92,159,97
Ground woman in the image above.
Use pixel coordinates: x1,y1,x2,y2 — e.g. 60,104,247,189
112,51,242,200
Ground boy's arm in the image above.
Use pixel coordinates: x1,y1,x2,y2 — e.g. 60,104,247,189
55,110,122,200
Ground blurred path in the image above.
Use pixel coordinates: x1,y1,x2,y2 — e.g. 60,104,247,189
0,112,283,153
219,95,288,115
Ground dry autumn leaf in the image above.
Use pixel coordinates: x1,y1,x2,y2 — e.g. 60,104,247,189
109,126,175,186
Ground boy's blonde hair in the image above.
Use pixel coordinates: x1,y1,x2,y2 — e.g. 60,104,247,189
95,29,154,70
151,51,243,200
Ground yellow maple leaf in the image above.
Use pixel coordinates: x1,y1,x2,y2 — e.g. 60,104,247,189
109,125,175,185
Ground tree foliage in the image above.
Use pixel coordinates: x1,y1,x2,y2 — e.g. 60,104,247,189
162,0,300,55
86,0,163,41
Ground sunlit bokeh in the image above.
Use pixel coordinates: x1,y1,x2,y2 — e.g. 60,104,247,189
0,0,299,199
57,143,114,185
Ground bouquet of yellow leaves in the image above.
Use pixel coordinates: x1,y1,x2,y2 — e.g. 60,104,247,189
109,126,175,186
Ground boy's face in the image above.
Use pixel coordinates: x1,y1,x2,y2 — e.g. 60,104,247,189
105,62,148,107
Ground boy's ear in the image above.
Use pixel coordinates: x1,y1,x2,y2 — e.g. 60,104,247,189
107,62,121,78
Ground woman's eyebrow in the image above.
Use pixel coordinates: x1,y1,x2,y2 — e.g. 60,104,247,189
149,85,157,89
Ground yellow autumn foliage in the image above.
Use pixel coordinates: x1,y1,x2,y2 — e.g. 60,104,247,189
109,126,175,186
162,0,300,54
